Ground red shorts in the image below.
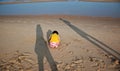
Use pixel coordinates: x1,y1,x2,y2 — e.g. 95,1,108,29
50,42,59,48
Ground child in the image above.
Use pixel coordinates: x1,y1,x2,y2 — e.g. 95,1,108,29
49,30,60,48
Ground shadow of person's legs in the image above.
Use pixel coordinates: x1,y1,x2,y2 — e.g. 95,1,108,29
35,24,58,71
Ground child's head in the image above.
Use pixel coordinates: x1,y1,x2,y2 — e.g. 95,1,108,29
52,30,59,34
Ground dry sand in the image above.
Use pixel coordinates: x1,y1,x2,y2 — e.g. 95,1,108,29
0,15,120,71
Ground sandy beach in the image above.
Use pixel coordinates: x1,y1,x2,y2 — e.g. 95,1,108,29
0,15,120,71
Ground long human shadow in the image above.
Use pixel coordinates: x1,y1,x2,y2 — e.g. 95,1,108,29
60,18,120,60
35,24,58,71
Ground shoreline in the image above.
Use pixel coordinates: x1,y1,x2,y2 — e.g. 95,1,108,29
1,15,120,21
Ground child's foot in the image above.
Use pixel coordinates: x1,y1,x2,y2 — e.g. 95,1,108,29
50,45,58,48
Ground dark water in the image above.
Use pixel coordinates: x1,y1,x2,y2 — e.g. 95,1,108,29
0,2,120,18
0,0,16,2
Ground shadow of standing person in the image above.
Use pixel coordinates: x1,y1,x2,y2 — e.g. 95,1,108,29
35,24,58,71
60,18,120,60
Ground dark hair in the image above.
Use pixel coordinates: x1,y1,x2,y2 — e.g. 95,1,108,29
52,30,59,34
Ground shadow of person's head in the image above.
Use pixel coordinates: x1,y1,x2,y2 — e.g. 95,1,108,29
36,24,43,37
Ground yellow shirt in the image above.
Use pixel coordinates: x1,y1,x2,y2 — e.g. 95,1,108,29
50,33,60,43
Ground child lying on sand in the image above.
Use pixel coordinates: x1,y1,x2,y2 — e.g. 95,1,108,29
49,30,60,48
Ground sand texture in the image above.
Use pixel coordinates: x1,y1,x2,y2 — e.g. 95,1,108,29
0,15,120,71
